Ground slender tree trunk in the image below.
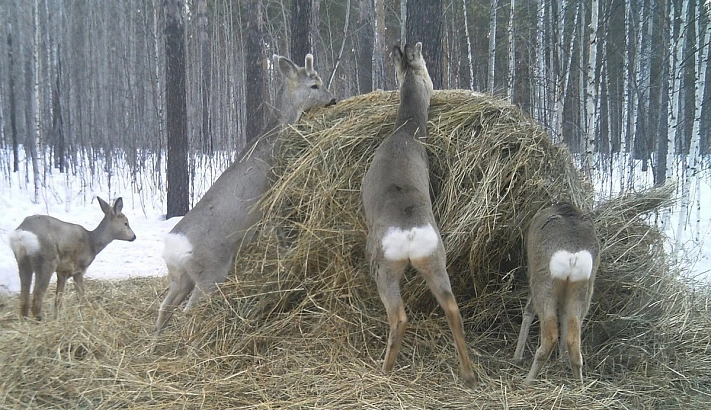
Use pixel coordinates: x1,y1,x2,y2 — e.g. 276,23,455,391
291,0,312,61
400,0,407,45
373,0,386,89
357,0,374,93
30,0,41,202
7,31,19,173
406,0,443,89
506,0,515,100
245,0,265,143
198,0,212,155
488,0,497,93
677,1,710,250
165,0,189,218
666,0,688,183
534,0,546,125
52,44,65,173
584,0,599,179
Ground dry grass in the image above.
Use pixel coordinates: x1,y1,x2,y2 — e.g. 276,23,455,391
1,90,710,409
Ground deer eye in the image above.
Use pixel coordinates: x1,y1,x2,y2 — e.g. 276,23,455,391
311,84,319,89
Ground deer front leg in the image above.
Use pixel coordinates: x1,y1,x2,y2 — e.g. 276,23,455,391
55,271,70,318
72,269,88,305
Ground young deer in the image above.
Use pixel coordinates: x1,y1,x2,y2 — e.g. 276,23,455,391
514,202,600,383
8,197,136,320
361,42,478,388
155,53,336,333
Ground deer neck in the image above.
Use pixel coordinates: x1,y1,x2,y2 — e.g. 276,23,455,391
265,89,303,132
394,79,430,137
89,218,113,255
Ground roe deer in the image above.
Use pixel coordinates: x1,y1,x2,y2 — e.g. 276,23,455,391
8,197,136,320
155,53,336,333
514,202,600,383
360,42,478,388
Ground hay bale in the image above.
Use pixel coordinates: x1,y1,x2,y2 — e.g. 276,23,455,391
2,90,709,409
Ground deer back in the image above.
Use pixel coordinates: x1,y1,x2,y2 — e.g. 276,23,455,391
526,203,600,281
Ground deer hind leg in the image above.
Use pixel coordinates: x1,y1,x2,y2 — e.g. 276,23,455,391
155,266,195,333
30,257,55,321
17,257,33,318
185,259,232,311
563,281,589,382
514,296,535,361
373,258,409,373
525,299,558,384
412,249,478,388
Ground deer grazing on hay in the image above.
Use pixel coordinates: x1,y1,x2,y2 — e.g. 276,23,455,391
514,202,600,383
154,53,336,334
360,42,478,388
8,197,136,320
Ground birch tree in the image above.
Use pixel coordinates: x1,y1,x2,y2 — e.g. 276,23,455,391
30,0,41,202
584,0,599,178
676,1,710,250
665,0,688,183
506,0,515,100
488,0,497,93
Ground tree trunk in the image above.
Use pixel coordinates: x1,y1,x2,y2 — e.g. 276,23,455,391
584,0,599,179
165,0,189,218
677,0,710,250
245,0,265,143
373,0,386,90
7,31,19,173
291,0,312,61
506,0,515,100
488,0,497,93
406,0,443,89
198,0,212,155
357,0,374,93
30,0,41,202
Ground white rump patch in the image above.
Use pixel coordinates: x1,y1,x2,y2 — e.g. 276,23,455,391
381,224,439,261
162,233,194,269
549,250,594,282
8,230,41,258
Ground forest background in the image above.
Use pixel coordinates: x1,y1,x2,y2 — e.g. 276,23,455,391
0,0,708,271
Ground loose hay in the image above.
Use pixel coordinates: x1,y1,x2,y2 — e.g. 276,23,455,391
1,90,710,409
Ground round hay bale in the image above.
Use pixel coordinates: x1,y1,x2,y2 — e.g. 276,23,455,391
183,89,593,349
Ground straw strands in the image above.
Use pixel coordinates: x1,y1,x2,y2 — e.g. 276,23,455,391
1,90,709,409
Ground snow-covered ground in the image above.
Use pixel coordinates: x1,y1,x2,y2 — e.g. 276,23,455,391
1,153,709,294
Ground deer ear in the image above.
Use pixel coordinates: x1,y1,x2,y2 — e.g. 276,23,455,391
97,197,112,215
390,45,404,67
276,55,299,80
414,42,422,55
113,197,124,214
305,53,315,74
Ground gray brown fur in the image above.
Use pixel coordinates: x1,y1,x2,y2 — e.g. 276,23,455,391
361,42,477,388
8,197,136,320
154,53,336,333
514,202,600,383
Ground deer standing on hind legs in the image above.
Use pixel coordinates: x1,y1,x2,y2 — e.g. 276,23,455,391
514,202,600,384
154,53,336,334
361,42,478,388
8,197,136,320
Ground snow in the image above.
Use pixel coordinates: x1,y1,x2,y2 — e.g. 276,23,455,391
1,154,710,295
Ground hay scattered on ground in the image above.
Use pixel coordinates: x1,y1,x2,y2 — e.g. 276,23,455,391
1,90,710,409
